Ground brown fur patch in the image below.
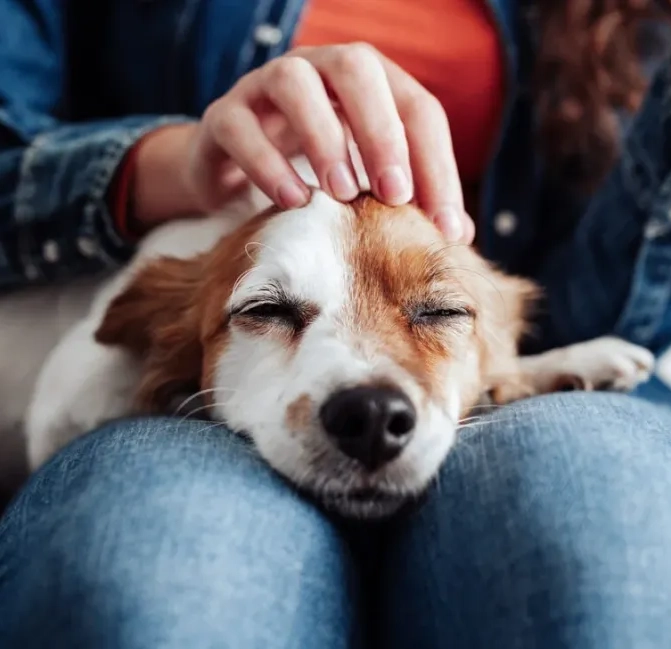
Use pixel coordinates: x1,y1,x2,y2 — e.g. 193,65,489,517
285,393,314,434
95,210,282,412
345,194,538,412
95,255,205,411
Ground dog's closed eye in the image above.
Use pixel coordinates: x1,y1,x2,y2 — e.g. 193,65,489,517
235,301,299,320
231,299,319,336
409,303,475,326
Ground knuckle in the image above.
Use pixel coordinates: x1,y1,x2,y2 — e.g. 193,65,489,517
269,56,312,93
255,152,283,181
368,133,404,162
201,102,217,128
404,88,445,122
302,130,329,157
203,101,226,129
202,100,222,126
350,41,379,58
296,128,338,166
210,105,238,140
332,42,380,75
424,92,446,119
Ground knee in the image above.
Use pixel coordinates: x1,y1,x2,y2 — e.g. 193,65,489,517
378,394,671,647
460,391,671,475
1,419,352,647
11,417,338,553
441,392,671,528
22,417,297,519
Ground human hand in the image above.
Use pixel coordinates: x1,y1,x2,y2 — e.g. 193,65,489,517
133,44,474,243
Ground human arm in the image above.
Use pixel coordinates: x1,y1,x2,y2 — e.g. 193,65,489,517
0,0,201,288
1,0,472,292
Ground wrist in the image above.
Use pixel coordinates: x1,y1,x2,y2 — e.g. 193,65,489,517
130,123,202,231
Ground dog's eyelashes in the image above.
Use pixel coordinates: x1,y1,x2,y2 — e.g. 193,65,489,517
231,299,319,334
411,305,475,324
420,307,472,318
234,301,303,330
241,302,298,320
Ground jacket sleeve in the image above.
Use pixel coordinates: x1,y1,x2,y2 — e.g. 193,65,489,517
0,0,192,290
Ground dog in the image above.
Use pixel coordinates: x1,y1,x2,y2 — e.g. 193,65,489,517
0,159,655,518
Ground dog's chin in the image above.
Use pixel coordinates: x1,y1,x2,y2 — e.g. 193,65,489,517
317,488,415,519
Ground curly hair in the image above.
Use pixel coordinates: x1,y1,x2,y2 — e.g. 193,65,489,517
535,0,671,191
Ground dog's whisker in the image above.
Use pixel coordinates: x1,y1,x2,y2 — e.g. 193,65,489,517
173,387,242,416
189,420,227,435
181,398,241,422
457,414,490,425
187,421,261,458
468,403,506,411
457,417,514,431
179,403,214,423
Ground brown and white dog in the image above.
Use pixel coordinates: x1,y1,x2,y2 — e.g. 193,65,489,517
0,159,655,517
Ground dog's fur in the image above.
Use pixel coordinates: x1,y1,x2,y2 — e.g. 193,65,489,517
0,160,655,517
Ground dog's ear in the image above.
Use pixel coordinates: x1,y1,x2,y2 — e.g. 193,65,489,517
95,256,205,412
477,267,540,403
448,247,539,402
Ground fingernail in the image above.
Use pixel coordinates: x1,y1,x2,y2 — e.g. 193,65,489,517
376,166,412,205
434,207,464,241
277,181,310,209
326,162,359,201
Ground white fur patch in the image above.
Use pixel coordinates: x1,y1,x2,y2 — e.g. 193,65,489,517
212,191,463,515
228,190,349,312
521,335,655,392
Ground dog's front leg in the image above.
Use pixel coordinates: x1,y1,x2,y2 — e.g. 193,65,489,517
490,336,655,405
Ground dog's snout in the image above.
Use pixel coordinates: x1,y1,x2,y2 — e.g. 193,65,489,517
319,386,416,470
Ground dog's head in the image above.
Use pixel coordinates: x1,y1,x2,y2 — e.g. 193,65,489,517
97,191,535,517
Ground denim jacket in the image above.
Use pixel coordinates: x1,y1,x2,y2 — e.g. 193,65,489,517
1,0,671,359
0,0,539,284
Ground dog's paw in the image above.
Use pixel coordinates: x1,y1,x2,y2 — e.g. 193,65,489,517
548,336,655,392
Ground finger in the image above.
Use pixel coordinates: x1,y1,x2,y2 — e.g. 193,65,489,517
204,97,310,210
460,213,476,244
261,56,359,201
309,44,413,206
384,59,466,242
405,97,464,239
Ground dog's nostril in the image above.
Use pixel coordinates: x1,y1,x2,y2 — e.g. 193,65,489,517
319,386,416,471
387,408,415,437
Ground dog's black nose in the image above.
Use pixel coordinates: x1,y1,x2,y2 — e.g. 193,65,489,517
319,386,416,470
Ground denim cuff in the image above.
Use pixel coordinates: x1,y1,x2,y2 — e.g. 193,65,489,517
6,115,194,283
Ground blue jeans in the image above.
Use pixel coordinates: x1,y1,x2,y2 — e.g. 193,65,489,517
1,392,671,648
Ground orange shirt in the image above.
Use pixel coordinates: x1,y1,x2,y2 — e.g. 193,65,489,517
293,0,504,211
